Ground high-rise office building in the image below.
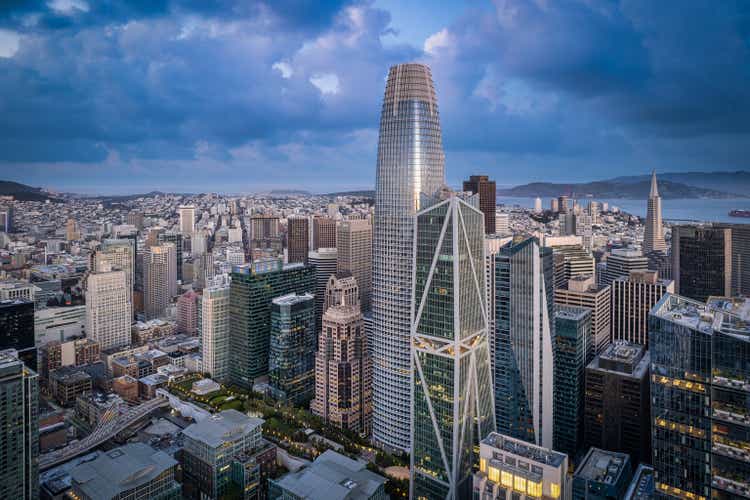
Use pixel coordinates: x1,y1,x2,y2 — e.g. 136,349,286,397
672,225,732,301
201,275,230,382
268,293,316,405
0,350,39,500
126,210,144,231
66,218,80,241
372,62,445,452
549,244,596,289
157,231,183,283
550,198,559,213
463,174,496,234
312,217,337,250
495,212,510,234
485,235,512,373
555,275,611,354
715,222,750,296
143,243,176,319
584,341,651,467
473,433,569,500
611,270,674,346
312,276,371,435
176,290,199,335
495,237,554,448
553,305,593,460
558,195,570,213
411,193,495,498
649,295,749,500
643,171,667,254
228,259,314,389
337,219,372,311
309,247,338,332
193,251,214,290
602,248,649,286
0,299,36,370
86,270,131,351
179,205,196,235
534,197,543,213
94,239,135,316
286,217,309,265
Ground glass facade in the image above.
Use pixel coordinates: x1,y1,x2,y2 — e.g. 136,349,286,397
228,262,314,389
673,226,732,301
553,305,592,460
494,237,555,448
650,294,750,500
268,293,316,405
0,352,38,500
411,194,495,499
0,299,36,371
372,63,445,452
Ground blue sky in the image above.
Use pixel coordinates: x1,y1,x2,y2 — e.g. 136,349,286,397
1,0,749,194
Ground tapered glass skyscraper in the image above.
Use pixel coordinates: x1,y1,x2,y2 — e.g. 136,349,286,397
410,192,495,499
372,63,445,452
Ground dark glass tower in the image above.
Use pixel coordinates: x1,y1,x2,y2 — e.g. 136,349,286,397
649,294,750,499
553,305,593,461
0,350,39,500
228,259,314,389
672,225,732,301
0,299,36,371
372,63,445,452
158,231,183,282
268,293,316,405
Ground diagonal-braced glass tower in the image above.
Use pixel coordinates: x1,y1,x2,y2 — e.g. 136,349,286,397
410,191,496,499
372,63,445,452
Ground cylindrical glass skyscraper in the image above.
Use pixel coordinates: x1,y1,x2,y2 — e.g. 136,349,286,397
372,63,445,451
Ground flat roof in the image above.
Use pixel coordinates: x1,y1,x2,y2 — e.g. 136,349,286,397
575,448,629,485
273,450,386,500
482,432,566,468
182,409,263,448
651,294,716,335
71,443,177,499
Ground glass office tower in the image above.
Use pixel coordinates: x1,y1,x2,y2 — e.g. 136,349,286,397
228,259,314,389
494,237,555,448
649,294,749,500
410,192,495,499
372,62,445,452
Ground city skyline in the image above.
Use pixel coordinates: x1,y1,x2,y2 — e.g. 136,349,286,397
2,1,750,193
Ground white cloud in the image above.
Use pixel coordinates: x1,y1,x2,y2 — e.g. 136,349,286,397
0,29,20,58
424,28,454,55
47,0,90,15
309,73,340,95
272,61,293,79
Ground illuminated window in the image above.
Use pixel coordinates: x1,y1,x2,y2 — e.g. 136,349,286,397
479,458,487,474
501,470,513,488
514,476,527,493
488,466,500,483
527,480,542,498
551,483,561,499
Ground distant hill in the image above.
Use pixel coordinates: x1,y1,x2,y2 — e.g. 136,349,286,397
609,171,750,197
324,190,375,198
498,178,744,199
0,180,59,201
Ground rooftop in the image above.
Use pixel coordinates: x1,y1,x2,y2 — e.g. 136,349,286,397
575,448,630,486
482,432,566,468
272,292,314,306
272,449,386,500
70,443,177,499
651,294,716,335
624,464,655,500
182,409,264,448
589,341,649,378
555,305,590,321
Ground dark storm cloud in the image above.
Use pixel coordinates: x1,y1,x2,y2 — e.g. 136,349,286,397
0,0,749,191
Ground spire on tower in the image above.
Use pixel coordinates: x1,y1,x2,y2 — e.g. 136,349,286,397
649,170,660,198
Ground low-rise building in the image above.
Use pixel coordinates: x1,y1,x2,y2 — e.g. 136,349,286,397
572,448,632,500
112,375,139,401
49,366,92,406
473,432,569,500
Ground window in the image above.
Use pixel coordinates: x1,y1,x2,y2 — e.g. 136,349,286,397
501,471,513,488
550,482,561,499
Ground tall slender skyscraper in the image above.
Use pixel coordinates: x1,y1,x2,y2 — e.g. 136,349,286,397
463,175,496,234
143,243,176,320
94,239,135,317
337,219,372,311
495,237,555,448
201,275,231,382
287,217,309,265
179,205,196,235
372,62,445,452
410,192,495,498
643,170,667,254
